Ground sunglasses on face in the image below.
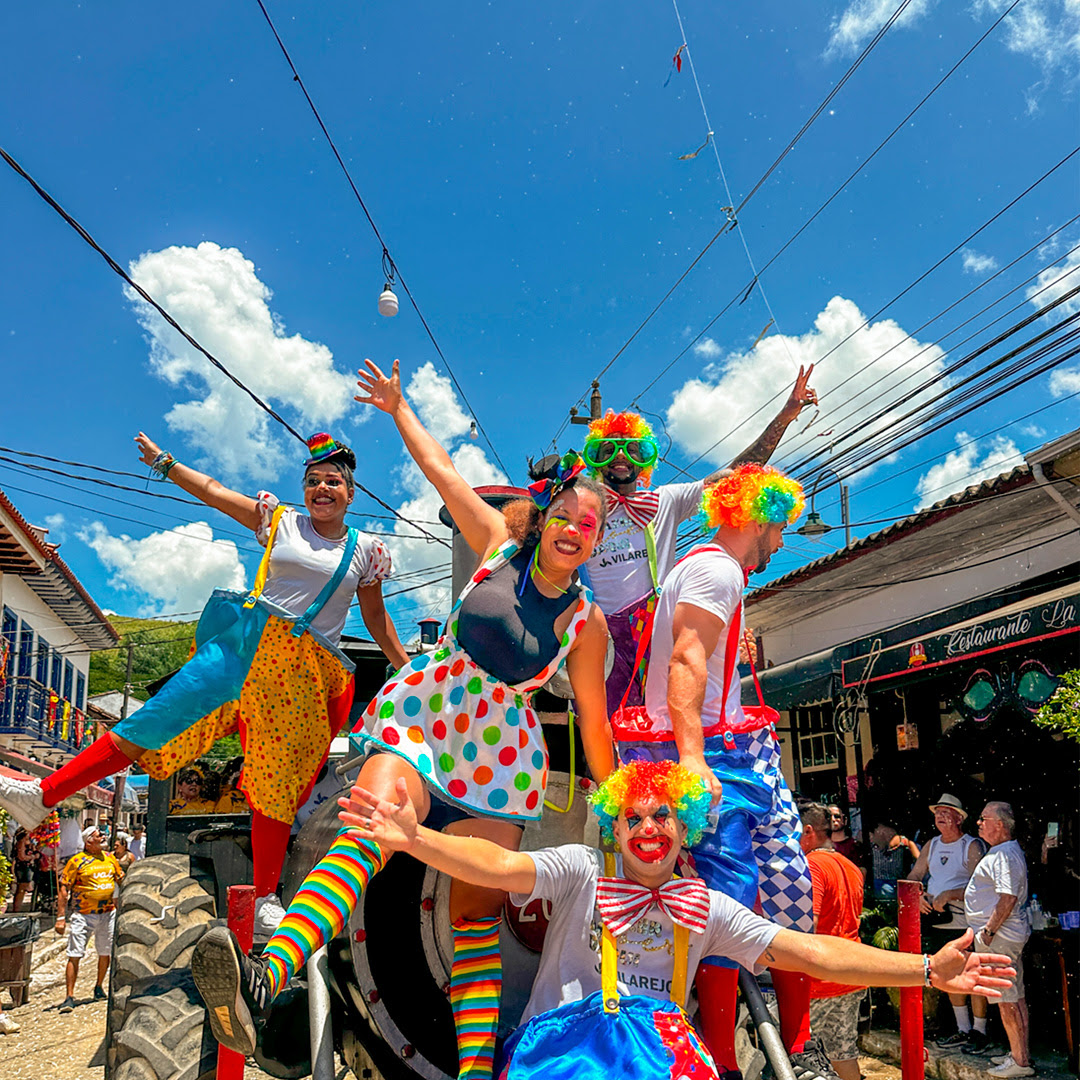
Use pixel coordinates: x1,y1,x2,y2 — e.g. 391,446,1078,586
583,438,658,469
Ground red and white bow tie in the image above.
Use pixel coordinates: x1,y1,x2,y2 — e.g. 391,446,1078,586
603,487,660,530
595,876,710,937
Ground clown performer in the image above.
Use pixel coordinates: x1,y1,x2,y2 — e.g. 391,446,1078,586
580,366,817,715
629,465,828,1079
0,431,409,937
191,359,615,1080
194,760,1015,1080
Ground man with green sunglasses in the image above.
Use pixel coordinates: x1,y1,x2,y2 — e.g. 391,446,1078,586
578,365,817,715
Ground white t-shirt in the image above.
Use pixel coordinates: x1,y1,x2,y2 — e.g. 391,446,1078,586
58,817,84,862
255,494,393,645
584,480,704,614
964,840,1030,943
644,546,747,735
926,834,983,926
509,844,779,1023
128,835,145,861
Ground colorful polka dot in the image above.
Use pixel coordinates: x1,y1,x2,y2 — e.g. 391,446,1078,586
487,789,508,810
462,742,478,762
525,790,540,810
383,727,400,746
378,701,395,719
433,667,448,684
432,719,447,740
473,766,493,786
482,726,501,746
449,685,465,706
405,672,425,687
428,692,443,712
417,753,432,773
492,687,505,704
476,699,489,719
498,747,517,766
407,726,425,744
402,696,422,717
412,653,430,670
531,750,545,770
505,707,519,727
451,659,466,677
448,779,467,799
467,676,483,694
438,752,455,772
518,730,529,748
434,647,451,661
514,772,531,791
454,713,471,734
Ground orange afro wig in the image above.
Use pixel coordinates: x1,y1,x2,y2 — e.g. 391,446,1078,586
584,410,659,487
699,464,804,531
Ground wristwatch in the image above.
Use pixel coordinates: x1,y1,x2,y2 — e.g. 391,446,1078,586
981,926,995,944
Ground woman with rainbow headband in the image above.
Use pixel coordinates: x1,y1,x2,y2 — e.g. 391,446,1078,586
317,758,1015,1080
0,430,409,937
193,359,616,1080
630,463,826,1080
578,366,818,716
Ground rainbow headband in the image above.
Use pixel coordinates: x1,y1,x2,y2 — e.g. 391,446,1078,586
589,760,712,846
699,464,804,531
584,410,659,487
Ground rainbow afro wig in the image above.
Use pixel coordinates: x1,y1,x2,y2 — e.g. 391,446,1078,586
584,410,659,487
590,760,712,846
699,463,804,532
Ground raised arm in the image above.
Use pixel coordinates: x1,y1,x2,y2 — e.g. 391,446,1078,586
563,607,615,784
355,360,508,557
761,926,1015,999
135,433,259,530
356,582,410,671
721,364,818,476
667,603,724,802
338,777,538,894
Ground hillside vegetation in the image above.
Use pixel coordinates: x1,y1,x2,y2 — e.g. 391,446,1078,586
88,614,198,702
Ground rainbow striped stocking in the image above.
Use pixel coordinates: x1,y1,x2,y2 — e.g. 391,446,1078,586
450,916,502,1080
262,830,384,997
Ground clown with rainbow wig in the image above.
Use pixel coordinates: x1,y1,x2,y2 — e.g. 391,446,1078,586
611,462,826,1077
577,365,817,716
330,758,1017,1080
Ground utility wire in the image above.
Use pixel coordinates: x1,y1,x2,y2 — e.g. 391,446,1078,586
252,0,508,476
0,145,447,547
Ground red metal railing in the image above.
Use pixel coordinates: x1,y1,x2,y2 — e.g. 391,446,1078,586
897,879,925,1080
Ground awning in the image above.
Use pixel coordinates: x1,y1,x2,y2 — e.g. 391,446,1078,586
0,763,37,783
842,581,1080,688
741,647,838,710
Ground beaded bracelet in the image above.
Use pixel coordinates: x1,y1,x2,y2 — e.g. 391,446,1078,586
923,954,933,987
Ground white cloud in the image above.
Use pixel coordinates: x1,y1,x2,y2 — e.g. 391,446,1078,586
80,520,247,617
126,242,357,480
665,296,948,469
693,337,722,359
1027,247,1080,318
972,0,1080,84
825,0,936,58
1050,365,1080,396
366,365,509,623
961,248,998,274
913,432,1023,510
43,514,66,543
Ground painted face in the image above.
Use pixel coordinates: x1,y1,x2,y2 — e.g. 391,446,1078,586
613,797,687,880
540,489,603,571
303,464,352,522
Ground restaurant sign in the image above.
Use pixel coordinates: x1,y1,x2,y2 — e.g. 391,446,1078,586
842,591,1079,688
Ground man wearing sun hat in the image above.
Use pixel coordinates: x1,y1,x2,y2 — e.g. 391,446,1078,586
905,793,989,1051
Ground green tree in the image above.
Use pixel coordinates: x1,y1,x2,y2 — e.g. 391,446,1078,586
1034,668,1080,744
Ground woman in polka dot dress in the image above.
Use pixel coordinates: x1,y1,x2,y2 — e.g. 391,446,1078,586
201,360,616,1079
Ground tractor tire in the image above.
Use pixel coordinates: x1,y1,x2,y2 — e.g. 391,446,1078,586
106,854,217,1080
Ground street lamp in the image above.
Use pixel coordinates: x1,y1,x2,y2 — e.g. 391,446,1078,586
797,466,851,547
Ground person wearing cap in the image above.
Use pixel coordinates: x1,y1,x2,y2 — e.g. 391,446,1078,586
0,430,409,939
55,826,125,1012
905,793,989,1051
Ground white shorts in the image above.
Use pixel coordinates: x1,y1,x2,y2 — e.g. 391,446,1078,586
66,910,115,959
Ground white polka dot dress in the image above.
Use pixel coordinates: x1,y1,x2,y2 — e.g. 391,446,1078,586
351,541,594,822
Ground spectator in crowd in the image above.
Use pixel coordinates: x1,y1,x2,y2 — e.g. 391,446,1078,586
127,823,145,861
58,812,84,867
801,804,866,1080
827,805,863,871
904,794,989,1051
34,838,59,912
215,758,247,813
113,836,136,872
966,802,1032,1078
55,826,125,1012
869,824,920,899
168,768,213,815
12,827,35,911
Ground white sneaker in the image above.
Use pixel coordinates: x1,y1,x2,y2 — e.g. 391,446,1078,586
987,1056,1035,1078
253,893,286,939
990,1056,1011,1066
0,1014,20,1034
0,776,49,831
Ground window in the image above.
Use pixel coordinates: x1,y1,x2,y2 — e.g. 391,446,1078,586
15,622,34,723
795,703,839,774
34,639,51,721
1,608,17,724
36,638,50,685
63,659,74,702
50,647,63,691
75,671,86,711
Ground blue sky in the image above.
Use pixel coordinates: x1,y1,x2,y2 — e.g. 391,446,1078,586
1,1,1078,639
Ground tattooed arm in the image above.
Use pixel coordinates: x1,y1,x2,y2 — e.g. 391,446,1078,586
718,364,818,475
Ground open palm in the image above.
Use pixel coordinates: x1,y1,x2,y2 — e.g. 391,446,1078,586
355,358,403,415
337,777,418,853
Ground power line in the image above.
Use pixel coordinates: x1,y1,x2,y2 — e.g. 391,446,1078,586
631,0,1030,412
251,0,509,477
0,146,447,547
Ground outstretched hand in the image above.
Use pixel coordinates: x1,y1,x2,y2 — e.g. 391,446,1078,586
355,359,403,415
783,364,818,418
134,432,161,467
338,777,418,852
929,928,1016,998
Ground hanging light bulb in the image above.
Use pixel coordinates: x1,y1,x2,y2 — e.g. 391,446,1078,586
378,281,399,317
469,420,479,441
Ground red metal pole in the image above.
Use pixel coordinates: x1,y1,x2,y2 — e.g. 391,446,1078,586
897,879,925,1080
216,884,256,1080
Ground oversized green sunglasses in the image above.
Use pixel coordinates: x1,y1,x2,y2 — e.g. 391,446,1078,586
582,438,659,469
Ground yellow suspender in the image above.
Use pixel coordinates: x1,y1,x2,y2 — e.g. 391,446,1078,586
599,852,691,1014
243,505,287,609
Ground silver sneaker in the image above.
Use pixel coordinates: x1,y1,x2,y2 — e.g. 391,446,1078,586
0,776,49,831
253,893,287,940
